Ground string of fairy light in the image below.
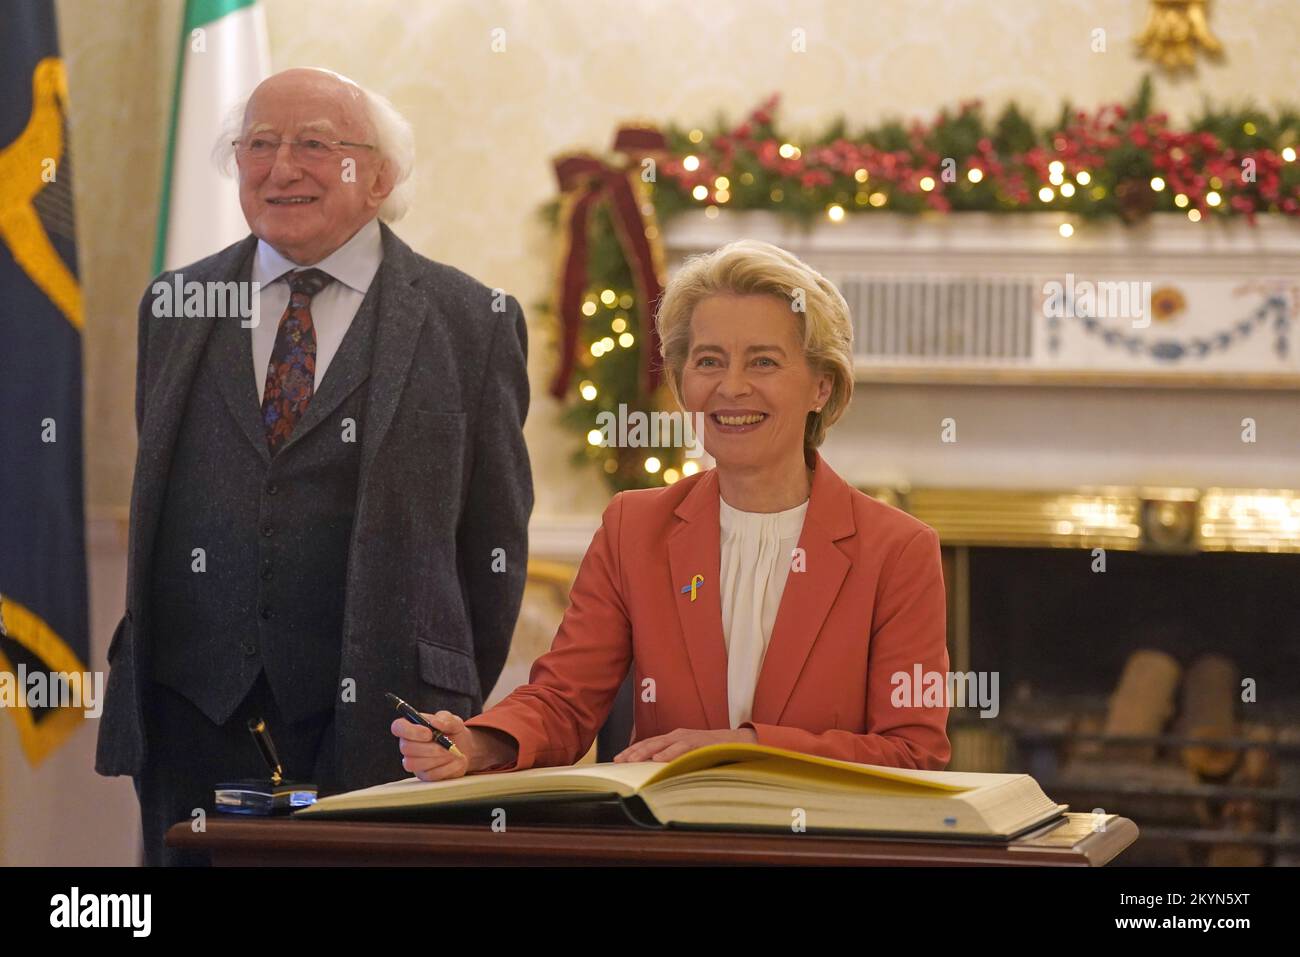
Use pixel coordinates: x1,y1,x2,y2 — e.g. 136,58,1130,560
576,285,703,486
675,118,1298,238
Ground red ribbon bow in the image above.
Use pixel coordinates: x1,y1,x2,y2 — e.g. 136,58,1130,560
550,126,668,399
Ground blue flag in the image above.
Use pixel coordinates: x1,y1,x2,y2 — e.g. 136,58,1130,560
0,0,90,764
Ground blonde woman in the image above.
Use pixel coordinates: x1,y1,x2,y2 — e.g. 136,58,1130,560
393,240,950,777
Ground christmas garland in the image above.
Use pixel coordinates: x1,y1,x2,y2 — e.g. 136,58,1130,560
545,78,1300,493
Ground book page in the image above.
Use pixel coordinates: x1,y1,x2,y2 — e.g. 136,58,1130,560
641,742,1005,792
299,759,667,816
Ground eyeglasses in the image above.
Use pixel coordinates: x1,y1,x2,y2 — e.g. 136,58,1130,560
232,135,377,164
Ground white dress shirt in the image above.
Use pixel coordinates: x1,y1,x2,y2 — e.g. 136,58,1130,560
251,217,383,397
718,495,809,728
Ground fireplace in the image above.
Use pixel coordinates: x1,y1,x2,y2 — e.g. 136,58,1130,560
695,211,1300,865
515,208,1300,867
897,487,1300,867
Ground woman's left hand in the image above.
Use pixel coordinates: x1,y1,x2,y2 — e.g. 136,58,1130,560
613,727,758,763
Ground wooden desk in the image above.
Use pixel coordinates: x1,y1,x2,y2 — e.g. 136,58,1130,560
168,811,1137,866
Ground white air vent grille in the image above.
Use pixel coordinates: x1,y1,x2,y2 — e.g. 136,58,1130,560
833,274,1036,362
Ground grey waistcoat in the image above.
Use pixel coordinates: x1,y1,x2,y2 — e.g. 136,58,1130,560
149,271,380,725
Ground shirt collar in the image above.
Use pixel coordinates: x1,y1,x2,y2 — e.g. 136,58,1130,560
252,217,383,294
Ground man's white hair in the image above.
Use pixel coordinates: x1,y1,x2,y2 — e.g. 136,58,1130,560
213,79,415,223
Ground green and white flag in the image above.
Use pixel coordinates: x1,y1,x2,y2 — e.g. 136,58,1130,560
154,0,269,272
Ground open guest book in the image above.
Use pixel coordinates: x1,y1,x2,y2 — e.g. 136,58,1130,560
297,743,1068,840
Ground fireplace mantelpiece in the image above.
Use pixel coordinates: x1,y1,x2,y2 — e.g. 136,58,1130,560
662,210,1300,388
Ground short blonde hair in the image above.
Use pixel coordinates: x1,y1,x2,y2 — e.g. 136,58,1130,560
655,239,854,454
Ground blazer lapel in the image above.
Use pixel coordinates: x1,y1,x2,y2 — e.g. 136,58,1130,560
133,235,261,582
750,452,855,725
358,223,431,479
667,468,731,730
212,250,272,465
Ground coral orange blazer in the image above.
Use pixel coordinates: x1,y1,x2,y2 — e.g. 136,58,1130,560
465,450,951,771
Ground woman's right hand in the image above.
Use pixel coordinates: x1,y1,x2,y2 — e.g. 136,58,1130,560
390,711,473,781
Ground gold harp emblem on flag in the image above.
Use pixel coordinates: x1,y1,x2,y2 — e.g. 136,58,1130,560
0,56,82,329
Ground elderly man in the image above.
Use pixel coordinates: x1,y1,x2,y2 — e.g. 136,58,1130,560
94,68,533,866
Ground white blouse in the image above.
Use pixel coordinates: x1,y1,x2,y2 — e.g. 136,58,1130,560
718,495,809,728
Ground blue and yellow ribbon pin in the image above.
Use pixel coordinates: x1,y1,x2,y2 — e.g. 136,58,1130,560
680,574,705,602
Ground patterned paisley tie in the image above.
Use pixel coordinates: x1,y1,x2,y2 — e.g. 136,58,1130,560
261,267,331,454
